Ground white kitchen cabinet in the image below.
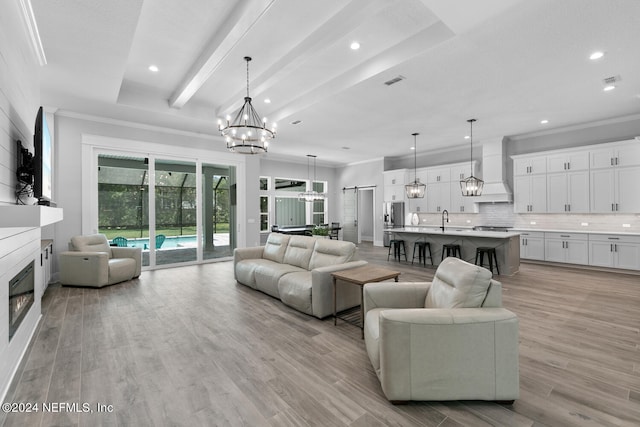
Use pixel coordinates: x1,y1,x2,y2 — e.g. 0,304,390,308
383,169,408,202
588,234,640,271
546,151,589,173
426,181,450,213
449,185,476,213
514,155,546,176
590,165,640,212
590,143,640,169
514,174,547,213
544,232,588,265
516,231,545,260
427,166,450,183
546,170,590,213
384,184,406,202
41,239,53,292
383,169,408,186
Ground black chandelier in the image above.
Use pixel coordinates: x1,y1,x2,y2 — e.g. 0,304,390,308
460,118,484,196
218,57,276,154
405,132,426,198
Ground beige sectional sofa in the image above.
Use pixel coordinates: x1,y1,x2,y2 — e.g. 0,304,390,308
234,233,367,318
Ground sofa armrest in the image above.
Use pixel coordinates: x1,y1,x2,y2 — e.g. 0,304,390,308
310,260,368,318
376,307,519,401
363,282,430,316
233,246,264,263
59,251,109,286
111,247,142,277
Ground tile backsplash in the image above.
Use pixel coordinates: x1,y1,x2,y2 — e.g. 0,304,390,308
412,203,640,233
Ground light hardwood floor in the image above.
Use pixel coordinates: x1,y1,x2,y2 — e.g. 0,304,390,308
2,242,639,426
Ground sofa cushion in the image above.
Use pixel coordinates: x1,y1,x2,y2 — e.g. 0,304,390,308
71,234,113,259
278,271,313,315
424,257,492,309
108,258,136,285
235,259,279,289
308,239,356,270
255,263,305,298
263,233,290,263
364,308,384,373
283,235,315,270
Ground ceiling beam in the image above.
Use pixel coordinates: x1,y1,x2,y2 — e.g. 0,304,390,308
168,0,277,109
216,0,390,118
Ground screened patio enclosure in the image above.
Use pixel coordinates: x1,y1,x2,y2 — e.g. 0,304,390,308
98,155,235,267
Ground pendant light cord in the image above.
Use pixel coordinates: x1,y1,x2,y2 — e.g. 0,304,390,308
412,133,419,181
467,119,476,174
244,56,251,98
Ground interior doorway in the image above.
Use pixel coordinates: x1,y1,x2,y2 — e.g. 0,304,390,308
358,187,374,243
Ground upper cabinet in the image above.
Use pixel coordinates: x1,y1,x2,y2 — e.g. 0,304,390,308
546,151,589,173
514,155,546,176
590,144,640,169
590,141,640,213
513,139,640,214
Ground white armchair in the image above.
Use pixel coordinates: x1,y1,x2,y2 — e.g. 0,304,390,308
59,234,142,288
363,257,519,403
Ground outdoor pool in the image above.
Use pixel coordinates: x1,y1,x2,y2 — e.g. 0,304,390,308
127,235,197,249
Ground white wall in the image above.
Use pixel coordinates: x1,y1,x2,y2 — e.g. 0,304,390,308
0,0,43,401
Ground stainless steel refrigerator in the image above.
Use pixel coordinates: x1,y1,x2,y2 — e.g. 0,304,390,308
383,202,404,246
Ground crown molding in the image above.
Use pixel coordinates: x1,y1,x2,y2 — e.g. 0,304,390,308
18,0,46,66
509,113,640,141
55,110,219,141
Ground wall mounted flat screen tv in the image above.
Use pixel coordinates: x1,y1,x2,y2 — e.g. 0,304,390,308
33,106,53,205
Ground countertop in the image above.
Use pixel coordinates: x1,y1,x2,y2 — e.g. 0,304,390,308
512,227,640,237
389,227,521,239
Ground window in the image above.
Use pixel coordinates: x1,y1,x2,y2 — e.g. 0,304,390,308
259,177,269,191
275,178,305,192
260,196,269,231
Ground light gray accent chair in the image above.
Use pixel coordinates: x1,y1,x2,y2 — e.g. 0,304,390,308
234,233,366,318
59,234,142,288
363,257,519,403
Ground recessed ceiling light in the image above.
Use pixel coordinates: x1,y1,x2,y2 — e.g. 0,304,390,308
464,135,470,139
148,65,159,72
540,119,549,124
589,51,604,60
603,85,616,91
264,98,271,104
350,41,360,50
410,146,415,150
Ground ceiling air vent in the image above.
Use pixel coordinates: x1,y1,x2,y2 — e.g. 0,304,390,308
290,120,302,125
603,75,621,85
384,75,405,86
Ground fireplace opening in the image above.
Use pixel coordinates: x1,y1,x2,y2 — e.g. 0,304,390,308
9,260,35,341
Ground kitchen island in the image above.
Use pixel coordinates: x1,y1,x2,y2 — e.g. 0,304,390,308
388,227,521,275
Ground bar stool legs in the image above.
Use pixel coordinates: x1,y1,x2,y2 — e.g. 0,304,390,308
441,244,462,261
475,247,500,275
412,241,433,266
387,239,407,262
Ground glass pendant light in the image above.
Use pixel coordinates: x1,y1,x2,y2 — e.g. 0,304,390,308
460,119,484,196
405,132,426,198
298,155,325,202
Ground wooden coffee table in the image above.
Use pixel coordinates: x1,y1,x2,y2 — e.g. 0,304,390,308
332,265,401,338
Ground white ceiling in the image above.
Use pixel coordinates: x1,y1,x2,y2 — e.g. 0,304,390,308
31,0,640,166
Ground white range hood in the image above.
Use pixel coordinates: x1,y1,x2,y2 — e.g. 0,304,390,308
475,139,513,203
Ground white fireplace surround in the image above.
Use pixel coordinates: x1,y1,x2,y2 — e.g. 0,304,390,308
0,206,63,401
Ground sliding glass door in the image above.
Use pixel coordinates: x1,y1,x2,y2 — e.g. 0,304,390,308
98,155,150,267
154,160,197,266
97,153,237,269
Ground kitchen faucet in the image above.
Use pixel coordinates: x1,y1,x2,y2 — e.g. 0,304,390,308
441,209,449,232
